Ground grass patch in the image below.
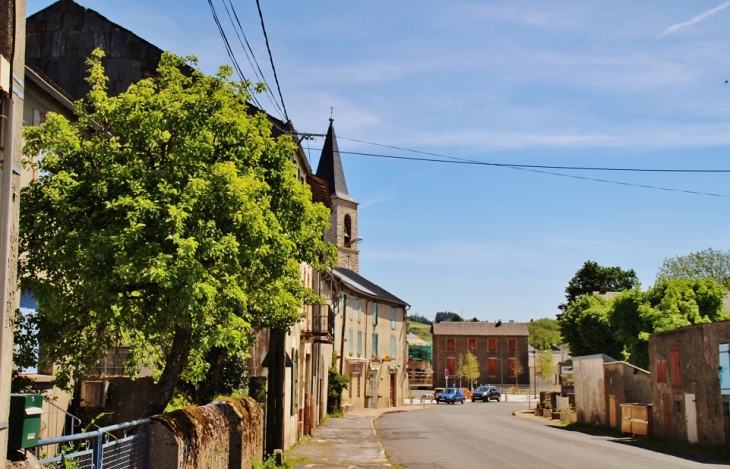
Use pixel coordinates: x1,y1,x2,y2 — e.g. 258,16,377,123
407,321,432,343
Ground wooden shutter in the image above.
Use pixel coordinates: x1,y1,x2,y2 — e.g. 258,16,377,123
469,338,476,351
488,338,496,352
656,360,667,384
670,344,681,393
447,357,456,375
488,358,497,376
508,338,516,351
447,338,455,351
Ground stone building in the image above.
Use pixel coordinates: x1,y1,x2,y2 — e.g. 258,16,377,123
431,321,529,389
648,320,730,446
314,118,410,409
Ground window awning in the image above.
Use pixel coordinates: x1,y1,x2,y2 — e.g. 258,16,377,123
369,364,381,371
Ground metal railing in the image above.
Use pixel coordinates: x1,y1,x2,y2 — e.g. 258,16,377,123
301,304,334,343
32,418,150,469
39,397,82,457
407,370,433,385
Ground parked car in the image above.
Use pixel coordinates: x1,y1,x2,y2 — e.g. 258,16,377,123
471,385,501,402
435,388,465,405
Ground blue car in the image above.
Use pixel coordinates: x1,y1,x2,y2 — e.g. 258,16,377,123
435,387,465,405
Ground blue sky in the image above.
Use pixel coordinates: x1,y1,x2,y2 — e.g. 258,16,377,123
27,0,730,322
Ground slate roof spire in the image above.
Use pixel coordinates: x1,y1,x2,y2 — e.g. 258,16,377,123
316,118,355,203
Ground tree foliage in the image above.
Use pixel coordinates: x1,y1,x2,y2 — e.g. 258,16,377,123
657,248,730,289
19,50,334,414
559,276,728,369
435,311,463,322
559,261,639,311
527,318,562,350
511,355,524,388
408,314,432,325
535,349,554,383
462,352,480,390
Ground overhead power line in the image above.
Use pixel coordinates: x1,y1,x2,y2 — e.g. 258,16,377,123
255,0,289,121
220,0,284,118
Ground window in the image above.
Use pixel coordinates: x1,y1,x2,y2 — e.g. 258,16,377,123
488,358,497,376
468,338,476,351
372,333,379,357
488,338,496,352
344,214,352,245
391,306,397,330
670,343,681,393
508,338,516,351
447,357,456,376
358,298,362,323
338,291,345,315
349,296,354,320
357,331,363,356
349,329,353,355
720,344,730,395
391,337,397,359
656,360,667,384
447,338,455,351
508,358,515,376
373,302,379,325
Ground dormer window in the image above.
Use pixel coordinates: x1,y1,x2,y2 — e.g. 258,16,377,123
344,214,352,245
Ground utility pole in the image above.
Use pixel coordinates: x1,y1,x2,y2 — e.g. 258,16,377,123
0,0,25,464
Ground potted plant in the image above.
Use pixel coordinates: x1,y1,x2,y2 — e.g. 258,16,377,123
542,402,553,418
534,404,542,416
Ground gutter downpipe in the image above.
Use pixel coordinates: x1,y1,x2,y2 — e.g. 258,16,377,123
0,94,16,431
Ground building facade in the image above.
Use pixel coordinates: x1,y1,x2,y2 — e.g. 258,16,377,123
648,320,730,446
431,322,529,389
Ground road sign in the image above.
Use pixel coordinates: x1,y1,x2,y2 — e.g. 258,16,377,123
444,368,449,377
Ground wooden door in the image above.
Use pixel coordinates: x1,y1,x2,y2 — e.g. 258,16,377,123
390,373,396,407
662,393,672,438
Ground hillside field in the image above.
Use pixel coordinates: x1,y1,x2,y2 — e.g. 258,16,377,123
407,320,432,343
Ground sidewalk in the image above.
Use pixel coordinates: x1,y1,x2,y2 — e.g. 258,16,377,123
289,405,426,468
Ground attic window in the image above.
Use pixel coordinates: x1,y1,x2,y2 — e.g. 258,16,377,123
344,215,352,245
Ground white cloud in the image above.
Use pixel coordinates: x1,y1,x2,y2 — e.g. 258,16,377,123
657,1,730,39
361,187,397,209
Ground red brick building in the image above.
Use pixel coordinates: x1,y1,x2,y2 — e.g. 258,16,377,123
431,322,529,389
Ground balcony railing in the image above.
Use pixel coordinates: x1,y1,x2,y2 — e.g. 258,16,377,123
301,304,334,344
407,370,433,385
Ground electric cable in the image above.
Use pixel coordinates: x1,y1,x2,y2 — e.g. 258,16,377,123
255,0,289,121
220,0,284,118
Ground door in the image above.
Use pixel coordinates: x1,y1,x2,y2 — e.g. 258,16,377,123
609,395,616,428
685,394,698,443
367,372,378,408
662,393,672,438
390,373,396,407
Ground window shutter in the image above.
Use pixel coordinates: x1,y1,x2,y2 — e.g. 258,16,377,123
488,358,497,376
656,360,667,384
670,343,681,393
391,307,396,330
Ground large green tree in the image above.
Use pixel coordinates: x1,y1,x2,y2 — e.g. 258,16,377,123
657,248,730,288
559,261,639,311
557,295,623,359
19,50,334,415
528,318,562,350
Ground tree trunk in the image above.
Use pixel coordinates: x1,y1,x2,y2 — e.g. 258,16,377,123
144,324,193,416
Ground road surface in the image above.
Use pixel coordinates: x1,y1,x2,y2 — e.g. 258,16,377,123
377,401,727,468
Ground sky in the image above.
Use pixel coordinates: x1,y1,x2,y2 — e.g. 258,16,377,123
26,0,730,322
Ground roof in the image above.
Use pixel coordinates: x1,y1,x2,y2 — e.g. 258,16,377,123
407,333,429,346
332,268,408,306
431,322,528,337
572,354,617,362
315,119,356,203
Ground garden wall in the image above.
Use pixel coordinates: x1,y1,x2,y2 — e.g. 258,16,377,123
149,396,264,469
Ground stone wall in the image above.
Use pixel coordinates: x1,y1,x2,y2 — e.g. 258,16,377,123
149,397,264,469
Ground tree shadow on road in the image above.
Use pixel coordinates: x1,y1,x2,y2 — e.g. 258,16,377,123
553,423,730,466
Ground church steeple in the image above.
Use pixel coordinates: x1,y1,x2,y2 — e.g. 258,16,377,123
316,119,356,203
317,118,360,273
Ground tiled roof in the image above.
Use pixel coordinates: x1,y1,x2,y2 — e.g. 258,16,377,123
332,268,408,306
432,322,528,337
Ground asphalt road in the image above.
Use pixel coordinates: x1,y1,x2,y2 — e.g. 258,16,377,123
376,401,728,469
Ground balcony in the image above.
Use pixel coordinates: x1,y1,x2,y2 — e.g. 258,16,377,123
407,369,433,386
301,304,335,344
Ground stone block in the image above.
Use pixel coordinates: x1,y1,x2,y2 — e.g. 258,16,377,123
45,10,62,31
61,10,83,31
26,33,41,59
